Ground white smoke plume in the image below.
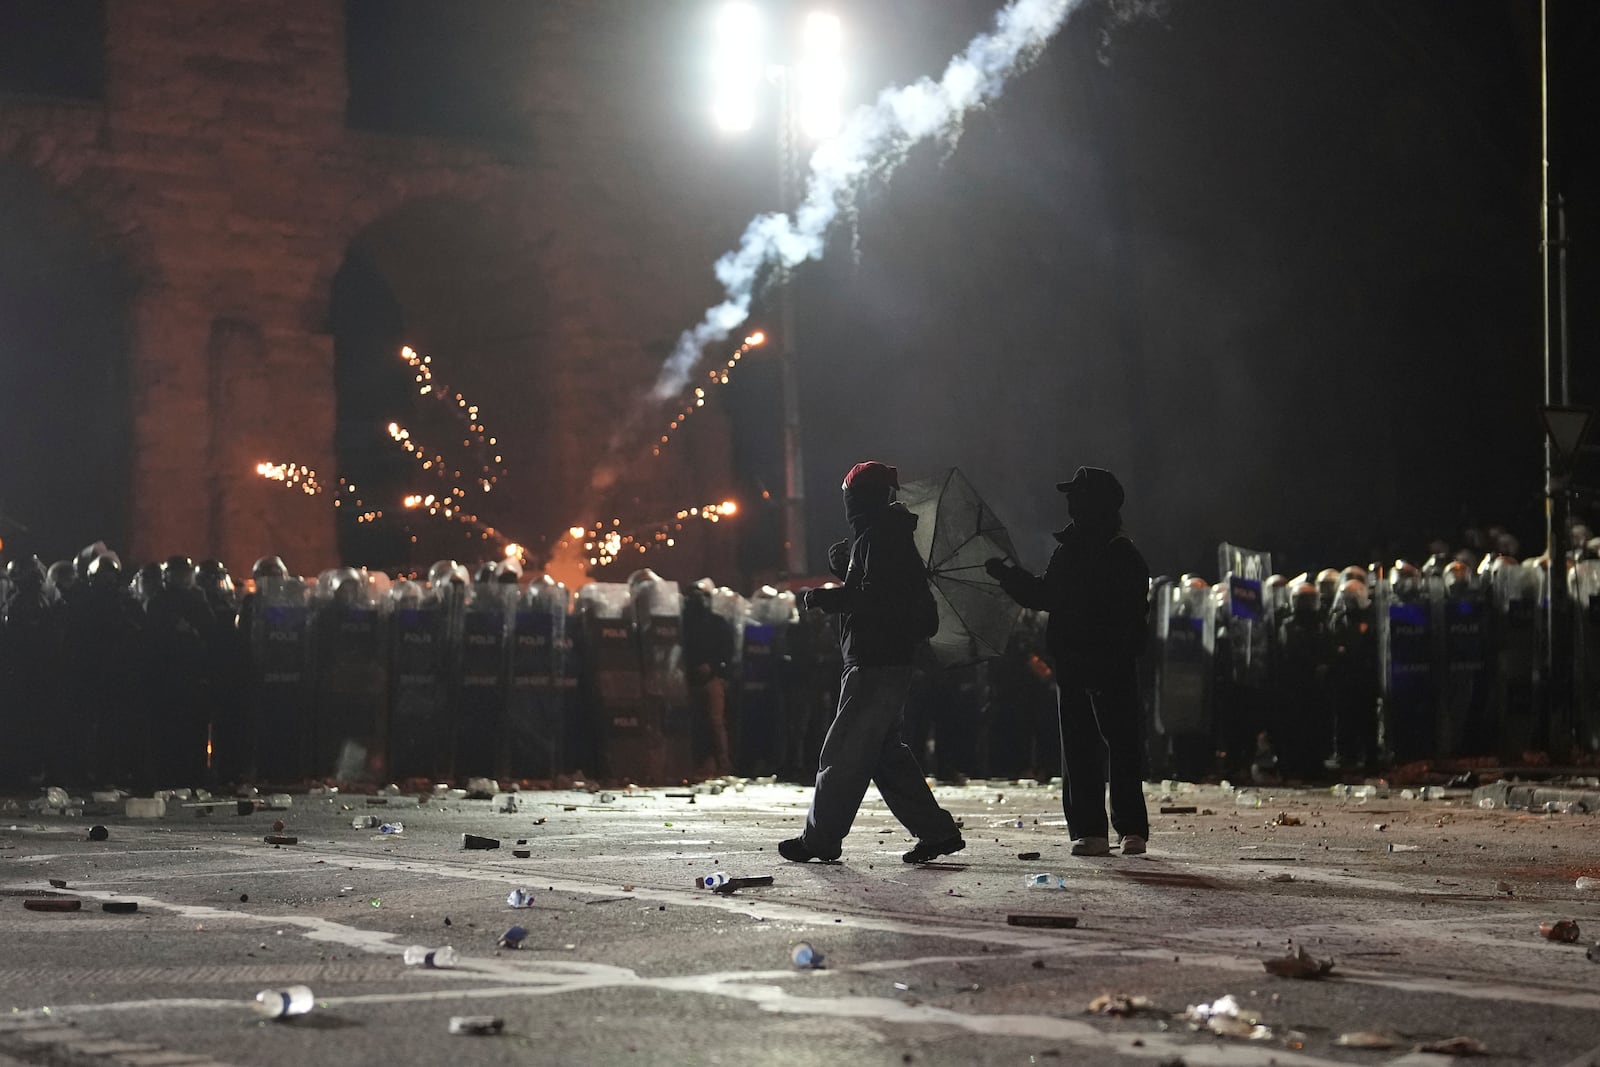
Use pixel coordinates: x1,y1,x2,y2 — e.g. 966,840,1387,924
652,0,1080,399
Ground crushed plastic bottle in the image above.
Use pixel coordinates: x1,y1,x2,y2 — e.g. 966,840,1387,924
1478,797,1498,810
506,887,535,908
252,984,314,1019
403,945,458,968
379,822,404,834
1234,791,1263,809
790,942,825,969
352,815,381,829
263,793,294,810
698,872,729,890
1026,873,1065,889
1576,877,1600,892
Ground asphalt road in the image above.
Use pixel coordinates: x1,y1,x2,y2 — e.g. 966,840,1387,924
2,779,1599,1066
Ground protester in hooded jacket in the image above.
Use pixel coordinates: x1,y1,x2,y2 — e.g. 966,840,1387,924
987,466,1151,857
779,461,965,865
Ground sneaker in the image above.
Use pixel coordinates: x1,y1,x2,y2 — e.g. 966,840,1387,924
1070,836,1111,857
902,834,966,865
1119,834,1147,856
778,837,837,863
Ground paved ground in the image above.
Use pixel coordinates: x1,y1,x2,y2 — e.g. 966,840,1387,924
2,779,1600,1066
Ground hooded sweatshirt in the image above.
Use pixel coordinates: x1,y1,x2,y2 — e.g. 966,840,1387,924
807,499,927,668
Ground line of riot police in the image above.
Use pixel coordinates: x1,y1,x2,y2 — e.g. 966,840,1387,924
1145,549,1600,782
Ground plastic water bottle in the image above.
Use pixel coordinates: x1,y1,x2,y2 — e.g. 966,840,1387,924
403,945,458,968
264,793,294,809
701,872,730,890
352,815,380,829
790,942,824,969
1234,791,1262,809
253,985,314,1019
1027,873,1064,889
379,821,404,834
506,888,535,908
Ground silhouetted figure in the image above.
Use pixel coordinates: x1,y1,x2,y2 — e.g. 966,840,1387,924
1275,580,1332,777
143,556,216,785
781,461,962,865
1327,575,1379,772
1,556,61,784
65,552,145,784
988,466,1151,857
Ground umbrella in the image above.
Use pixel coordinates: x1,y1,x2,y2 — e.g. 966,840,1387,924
898,468,1024,667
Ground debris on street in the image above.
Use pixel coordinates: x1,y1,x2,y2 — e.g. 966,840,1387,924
449,1015,505,1035
1086,992,1155,1016
1540,919,1581,943
1261,942,1334,979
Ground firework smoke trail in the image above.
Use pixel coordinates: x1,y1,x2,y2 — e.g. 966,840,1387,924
652,0,1079,399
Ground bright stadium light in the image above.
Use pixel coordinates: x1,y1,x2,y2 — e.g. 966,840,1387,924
712,3,763,133
797,12,842,140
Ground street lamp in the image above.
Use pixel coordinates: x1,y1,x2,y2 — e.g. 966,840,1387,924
711,4,844,576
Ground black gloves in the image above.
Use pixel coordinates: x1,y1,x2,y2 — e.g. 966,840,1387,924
984,557,1013,581
827,539,851,581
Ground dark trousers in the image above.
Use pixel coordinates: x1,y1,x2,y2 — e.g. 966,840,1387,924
802,665,961,857
1059,666,1149,840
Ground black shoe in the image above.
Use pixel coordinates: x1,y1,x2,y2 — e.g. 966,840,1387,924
780,836,827,863
903,834,966,864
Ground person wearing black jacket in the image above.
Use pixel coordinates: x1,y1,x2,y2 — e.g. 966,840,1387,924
987,466,1151,857
780,461,965,865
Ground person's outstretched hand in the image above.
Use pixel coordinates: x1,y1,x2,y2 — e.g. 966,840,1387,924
984,557,1012,580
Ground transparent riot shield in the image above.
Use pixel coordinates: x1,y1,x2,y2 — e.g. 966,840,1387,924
508,577,574,781
1436,570,1491,758
738,587,793,774
1378,570,1435,764
630,572,690,779
578,582,650,780
1154,577,1213,780
308,569,389,782
387,580,456,782
1574,560,1600,754
456,583,513,780
248,576,310,783
1217,544,1274,776
1490,563,1543,759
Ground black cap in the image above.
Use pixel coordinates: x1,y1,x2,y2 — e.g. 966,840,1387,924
1055,466,1125,509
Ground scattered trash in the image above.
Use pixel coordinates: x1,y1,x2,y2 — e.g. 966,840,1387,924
352,815,381,829
1540,919,1581,943
1335,1032,1398,1049
598,792,616,803
713,875,775,895
1234,791,1263,809
1017,851,1042,861
1386,843,1420,853
1372,823,1388,832
464,778,499,798
264,834,298,846
262,794,294,810
24,898,81,912
893,981,911,991
462,834,500,850
791,942,825,969
87,825,109,841
1158,805,1198,815
125,798,165,819
1576,877,1600,891
379,822,404,835
1269,812,1302,827
1331,784,1378,799
490,793,519,813
271,820,285,832
102,901,138,914
1086,992,1154,1016
1263,872,1296,883
512,849,531,859
506,888,535,908
1182,994,1272,1040
497,925,528,949
236,800,256,815
1587,943,1600,964
1261,943,1334,979
403,945,458,968
697,872,729,890
253,985,313,1019
1496,880,1515,896
1008,914,1078,929
49,878,67,889
1417,1036,1488,1056
448,1015,504,1035
1027,873,1065,889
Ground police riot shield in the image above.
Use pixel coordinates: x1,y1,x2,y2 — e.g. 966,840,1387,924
1377,571,1435,764
1436,568,1491,757
738,587,793,774
248,576,311,783
578,582,652,780
1574,560,1600,754
1217,544,1274,775
507,578,574,781
1153,577,1213,780
629,572,691,779
456,583,513,780
387,581,457,781
309,569,389,782
1489,563,1543,759
1273,582,1333,777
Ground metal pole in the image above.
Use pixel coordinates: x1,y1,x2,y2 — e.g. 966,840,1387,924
776,68,808,576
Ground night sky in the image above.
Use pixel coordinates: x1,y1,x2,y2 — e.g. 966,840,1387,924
2,1,1596,584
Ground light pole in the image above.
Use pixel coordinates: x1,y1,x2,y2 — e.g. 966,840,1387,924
712,4,843,577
